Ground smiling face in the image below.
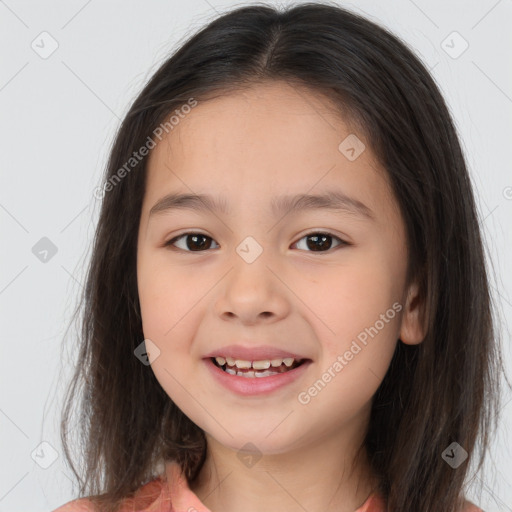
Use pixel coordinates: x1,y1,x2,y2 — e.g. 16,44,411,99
136,81,423,456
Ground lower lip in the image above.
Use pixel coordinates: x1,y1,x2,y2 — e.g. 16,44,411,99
204,358,312,396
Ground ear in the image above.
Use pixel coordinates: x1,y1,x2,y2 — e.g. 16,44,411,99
399,281,427,345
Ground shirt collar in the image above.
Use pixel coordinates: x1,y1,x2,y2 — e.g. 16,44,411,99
161,460,384,512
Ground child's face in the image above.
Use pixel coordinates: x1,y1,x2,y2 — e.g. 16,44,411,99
137,81,422,455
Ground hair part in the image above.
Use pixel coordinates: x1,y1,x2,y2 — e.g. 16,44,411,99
60,3,507,511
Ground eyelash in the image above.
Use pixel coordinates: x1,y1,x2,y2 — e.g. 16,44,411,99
164,231,349,254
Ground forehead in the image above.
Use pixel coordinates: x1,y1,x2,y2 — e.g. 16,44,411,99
143,82,398,223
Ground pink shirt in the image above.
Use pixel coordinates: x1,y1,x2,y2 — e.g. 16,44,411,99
53,461,483,511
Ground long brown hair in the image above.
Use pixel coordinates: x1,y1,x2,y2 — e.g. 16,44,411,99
60,3,508,511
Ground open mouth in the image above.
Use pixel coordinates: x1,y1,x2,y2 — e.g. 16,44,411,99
210,356,308,378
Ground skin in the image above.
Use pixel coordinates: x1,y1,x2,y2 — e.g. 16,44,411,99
136,81,425,512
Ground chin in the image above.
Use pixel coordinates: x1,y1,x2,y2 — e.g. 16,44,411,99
202,422,306,456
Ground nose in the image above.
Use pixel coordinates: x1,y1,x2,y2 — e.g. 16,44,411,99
214,251,290,326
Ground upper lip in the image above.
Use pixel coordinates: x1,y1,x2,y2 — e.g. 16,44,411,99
204,344,310,361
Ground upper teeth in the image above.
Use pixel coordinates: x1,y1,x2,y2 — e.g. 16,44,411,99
215,356,296,369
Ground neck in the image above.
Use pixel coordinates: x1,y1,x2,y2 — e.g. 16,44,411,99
188,409,380,512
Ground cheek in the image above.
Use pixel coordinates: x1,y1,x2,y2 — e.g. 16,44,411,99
137,256,203,403
296,252,401,335
137,251,199,338
292,251,401,381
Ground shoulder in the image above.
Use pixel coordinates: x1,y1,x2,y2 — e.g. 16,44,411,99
461,499,484,512
51,497,97,512
51,477,165,512
361,494,484,512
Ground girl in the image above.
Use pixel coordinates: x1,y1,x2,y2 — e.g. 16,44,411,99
54,2,506,511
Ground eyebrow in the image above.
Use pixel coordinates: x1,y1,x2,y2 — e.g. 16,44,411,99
149,191,375,220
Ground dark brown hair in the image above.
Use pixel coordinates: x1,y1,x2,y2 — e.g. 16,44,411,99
60,2,508,511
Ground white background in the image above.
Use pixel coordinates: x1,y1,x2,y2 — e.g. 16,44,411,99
0,0,511,510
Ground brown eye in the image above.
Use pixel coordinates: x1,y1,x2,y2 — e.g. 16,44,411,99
164,231,348,253
165,233,219,252
292,232,346,252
